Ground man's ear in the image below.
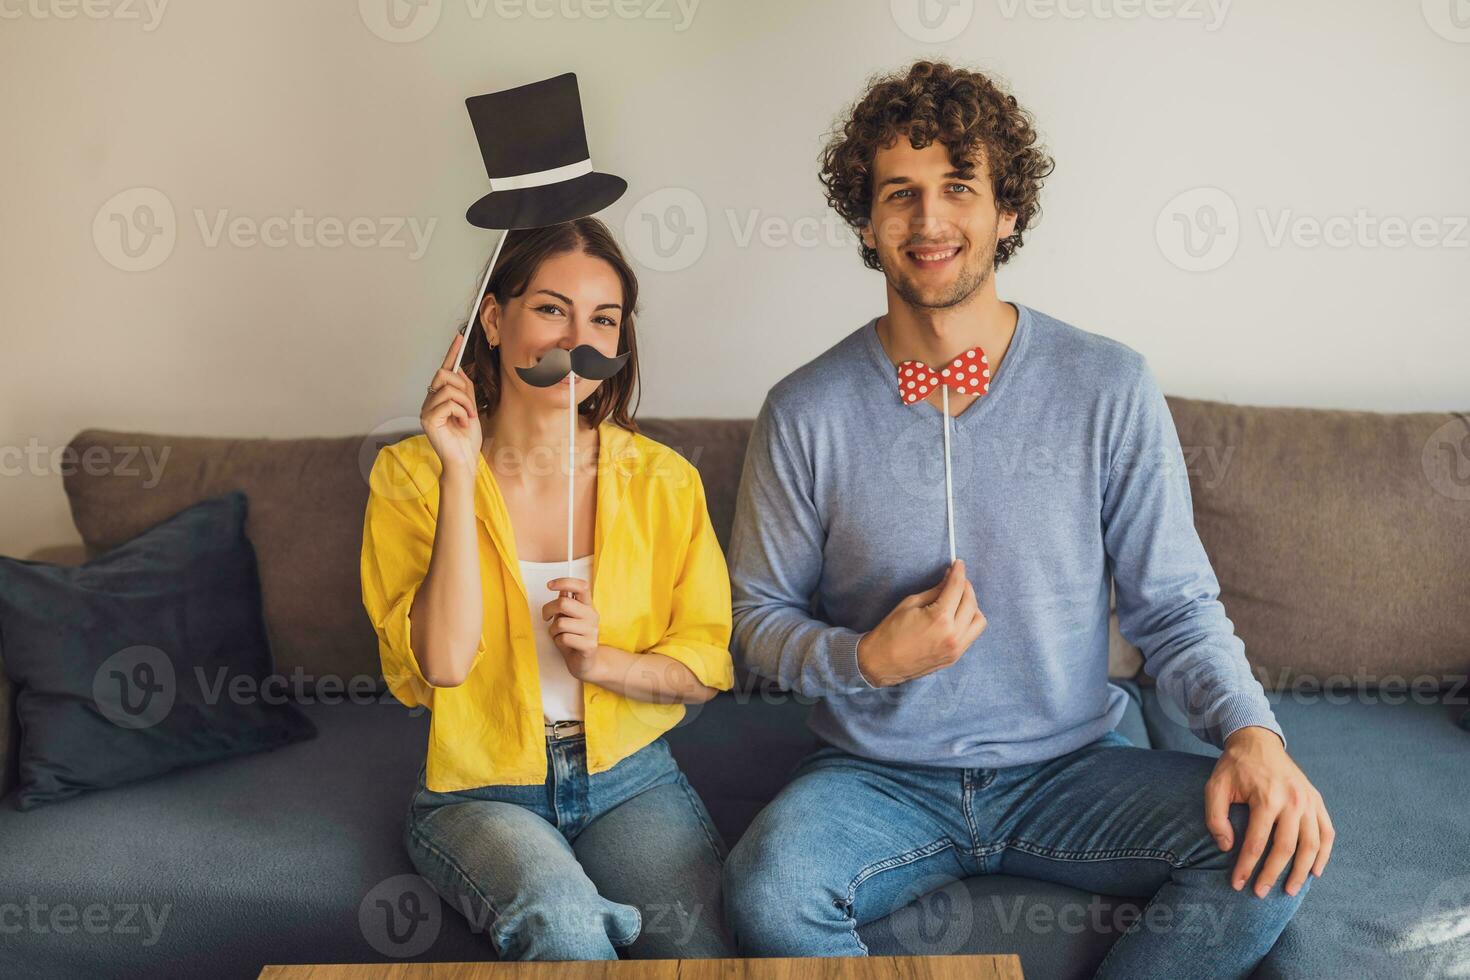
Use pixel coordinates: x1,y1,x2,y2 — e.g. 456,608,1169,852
479,294,501,346
998,209,1019,241
860,219,876,252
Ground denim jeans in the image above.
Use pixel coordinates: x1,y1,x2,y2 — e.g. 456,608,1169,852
405,733,734,960
723,728,1310,979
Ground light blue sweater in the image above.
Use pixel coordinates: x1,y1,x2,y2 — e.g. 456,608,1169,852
727,303,1283,768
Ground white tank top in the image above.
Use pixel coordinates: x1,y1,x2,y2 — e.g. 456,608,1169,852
517,553,594,723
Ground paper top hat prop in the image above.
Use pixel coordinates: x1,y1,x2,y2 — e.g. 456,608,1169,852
452,72,627,374
464,72,627,230
897,345,991,562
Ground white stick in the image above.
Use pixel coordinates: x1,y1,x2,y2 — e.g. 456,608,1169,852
942,385,956,563
567,372,575,585
452,229,509,374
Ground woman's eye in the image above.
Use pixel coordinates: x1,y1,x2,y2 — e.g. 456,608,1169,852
535,304,565,316
595,316,619,327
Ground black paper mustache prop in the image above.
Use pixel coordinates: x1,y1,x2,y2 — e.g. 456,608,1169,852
514,344,631,387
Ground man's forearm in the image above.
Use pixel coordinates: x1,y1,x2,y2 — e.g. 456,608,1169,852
1146,627,1284,750
731,602,870,697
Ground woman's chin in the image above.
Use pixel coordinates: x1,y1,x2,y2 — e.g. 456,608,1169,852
543,379,598,405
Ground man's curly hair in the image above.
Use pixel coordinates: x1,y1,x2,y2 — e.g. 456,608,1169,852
820,60,1054,271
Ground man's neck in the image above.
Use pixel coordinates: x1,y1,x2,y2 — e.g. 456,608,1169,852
875,280,1019,374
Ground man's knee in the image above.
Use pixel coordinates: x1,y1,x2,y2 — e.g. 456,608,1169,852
1190,802,1317,916
723,831,790,937
723,824,841,955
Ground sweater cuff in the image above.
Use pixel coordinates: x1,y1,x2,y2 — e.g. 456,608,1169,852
834,630,878,692
1215,699,1286,751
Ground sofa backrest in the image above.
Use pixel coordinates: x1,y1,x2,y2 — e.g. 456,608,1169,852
1165,399,1469,691
54,421,756,693
55,401,1469,694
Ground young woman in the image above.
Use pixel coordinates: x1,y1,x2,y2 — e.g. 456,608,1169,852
360,217,736,960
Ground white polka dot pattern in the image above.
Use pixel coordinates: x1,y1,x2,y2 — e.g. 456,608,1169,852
895,346,991,404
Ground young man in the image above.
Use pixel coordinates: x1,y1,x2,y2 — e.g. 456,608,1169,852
722,60,1333,978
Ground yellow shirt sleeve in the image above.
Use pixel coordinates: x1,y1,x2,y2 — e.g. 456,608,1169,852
360,445,487,707
644,464,736,693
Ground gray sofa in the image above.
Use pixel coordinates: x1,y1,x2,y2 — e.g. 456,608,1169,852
2,401,1467,979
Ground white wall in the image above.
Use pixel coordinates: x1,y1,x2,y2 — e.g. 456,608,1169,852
2,0,1467,555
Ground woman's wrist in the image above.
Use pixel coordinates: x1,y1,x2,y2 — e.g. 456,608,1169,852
574,644,622,687
439,461,476,493
581,645,712,705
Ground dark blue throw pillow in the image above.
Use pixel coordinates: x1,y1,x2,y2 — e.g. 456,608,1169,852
0,490,316,809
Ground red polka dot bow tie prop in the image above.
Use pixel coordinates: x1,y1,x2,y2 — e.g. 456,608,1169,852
897,347,991,403
896,345,992,562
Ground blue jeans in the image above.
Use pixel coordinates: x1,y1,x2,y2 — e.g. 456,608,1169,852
723,729,1309,979
405,734,733,960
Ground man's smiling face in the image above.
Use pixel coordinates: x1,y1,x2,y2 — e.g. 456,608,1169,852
862,136,1018,311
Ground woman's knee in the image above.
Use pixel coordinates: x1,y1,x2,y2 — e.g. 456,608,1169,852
492,880,642,960
404,805,640,960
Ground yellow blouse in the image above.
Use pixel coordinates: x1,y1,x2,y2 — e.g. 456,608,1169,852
359,420,735,791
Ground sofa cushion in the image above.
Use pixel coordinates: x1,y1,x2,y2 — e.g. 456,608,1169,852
0,491,316,810
0,698,492,979
62,429,393,690
1,547,86,802
0,684,1152,979
1165,398,1470,689
1140,685,1470,979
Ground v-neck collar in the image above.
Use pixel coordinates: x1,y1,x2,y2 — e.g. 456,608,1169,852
861,301,1032,428
472,419,634,605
